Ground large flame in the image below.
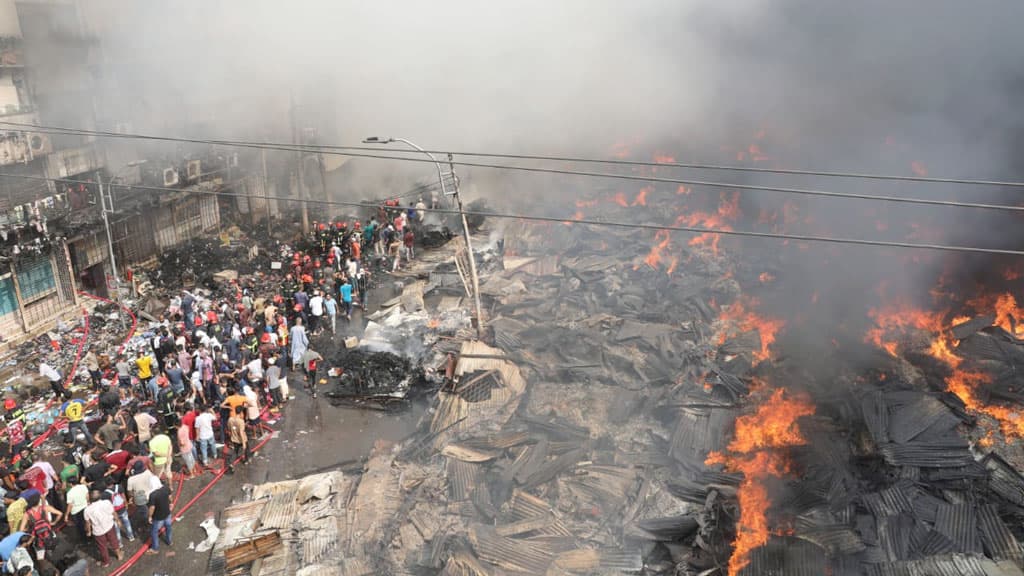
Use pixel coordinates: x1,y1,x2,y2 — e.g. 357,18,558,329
865,298,1024,439
706,389,815,576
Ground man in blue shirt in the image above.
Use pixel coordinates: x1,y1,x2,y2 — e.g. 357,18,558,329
340,279,353,321
0,531,26,561
324,294,338,335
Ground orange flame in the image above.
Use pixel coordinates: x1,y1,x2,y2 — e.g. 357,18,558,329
638,229,672,270
718,297,785,363
866,300,1024,439
759,272,775,284
706,389,815,576
967,292,1024,336
612,192,629,207
910,161,928,177
632,186,651,206
653,154,675,164
677,185,691,195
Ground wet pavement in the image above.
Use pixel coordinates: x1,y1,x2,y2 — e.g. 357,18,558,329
101,285,430,575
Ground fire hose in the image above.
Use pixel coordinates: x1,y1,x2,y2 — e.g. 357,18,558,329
20,292,137,459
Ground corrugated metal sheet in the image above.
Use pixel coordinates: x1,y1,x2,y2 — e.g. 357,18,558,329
669,407,734,465
740,537,828,576
878,441,973,468
888,395,956,443
935,503,981,554
260,489,298,529
863,554,1024,576
910,529,956,558
468,524,553,574
796,526,866,555
862,483,915,518
984,453,1024,507
977,504,1022,562
862,392,890,444
447,458,480,502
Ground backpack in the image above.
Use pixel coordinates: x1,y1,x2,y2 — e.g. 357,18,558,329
106,485,126,512
26,506,53,547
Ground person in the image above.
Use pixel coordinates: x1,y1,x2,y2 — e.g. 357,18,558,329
415,197,427,221
84,489,122,567
289,318,309,368
300,349,323,399
177,411,197,479
38,362,68,401
5,491,26,536
0,531,28,565
308,291,324,335
148,430,173,490
65,476,88,540
135,350,155,401
340,278,353,321
145,480,173,555
193,405,217,468
430,189,439,209
114,354,132,389
403,228,415,260
59,399,92,448
126,462,155,532
103,481,134,545
83,348,101,391
133,409,157,444
92,413,121,450
226,406,248,473
164,360,185,396
2,534,32,575
181,291,195,331
324,293,338,335
20,495,61,559
266,356,283,408
242,384,260,435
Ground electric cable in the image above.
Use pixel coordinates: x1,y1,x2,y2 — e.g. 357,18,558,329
1,170,1023,257
3,121,1024,214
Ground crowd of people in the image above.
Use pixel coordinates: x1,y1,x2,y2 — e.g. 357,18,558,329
0,205,429,574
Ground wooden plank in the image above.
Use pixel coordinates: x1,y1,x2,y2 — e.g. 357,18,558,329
225,532,283,570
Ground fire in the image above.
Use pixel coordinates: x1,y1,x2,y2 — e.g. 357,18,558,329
677,185,691,195
632,186,651,207
639,229,672,270
865,300,1024,439
718,191,741,221
1003,266,1023,281
612,192,629,207
910,161,928,177
706,388,815,576
563,210,584,226
717,297,785,363
759,272,775,284
653,154,675,164
966,292,1024,336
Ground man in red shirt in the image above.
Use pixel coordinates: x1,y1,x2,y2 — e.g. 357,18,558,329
104,443,132,484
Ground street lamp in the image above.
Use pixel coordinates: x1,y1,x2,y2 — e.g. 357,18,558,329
362,136,484,338
97,159,146,331
362,137,449,202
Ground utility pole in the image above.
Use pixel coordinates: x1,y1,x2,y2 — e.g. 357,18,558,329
97,171,126,331
261,148,272,237
317,151,330,219
448,154,484,339
289,95,310,235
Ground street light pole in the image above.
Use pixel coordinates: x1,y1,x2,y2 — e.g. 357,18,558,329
362,137,483,338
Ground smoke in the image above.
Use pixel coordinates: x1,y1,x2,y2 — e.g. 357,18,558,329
34,1,1024,320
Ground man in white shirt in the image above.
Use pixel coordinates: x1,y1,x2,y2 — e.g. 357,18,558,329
415,197,427,222
194,406,217,467
39,361,68,400
85,490,123,566
308,291,325,336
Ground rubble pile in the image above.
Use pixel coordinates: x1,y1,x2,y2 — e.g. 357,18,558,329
148,237,275,289
324,349,429,409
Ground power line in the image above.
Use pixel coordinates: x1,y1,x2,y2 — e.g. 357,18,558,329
1,170,1023,257
4,119,1024,189
3,121,1024,214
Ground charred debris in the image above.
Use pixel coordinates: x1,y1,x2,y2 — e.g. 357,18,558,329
204,209,1024,576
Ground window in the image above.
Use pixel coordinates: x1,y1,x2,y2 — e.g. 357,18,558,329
0,276,16,317
16,256,55,302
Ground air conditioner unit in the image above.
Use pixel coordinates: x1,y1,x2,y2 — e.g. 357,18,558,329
27,133,51,155
186,159,201,182
163,167,179,187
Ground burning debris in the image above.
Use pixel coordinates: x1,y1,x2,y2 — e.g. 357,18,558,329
324,349,429,409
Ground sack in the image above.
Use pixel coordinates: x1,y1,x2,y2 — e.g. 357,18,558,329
108,487,126,511
279,377,289,398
